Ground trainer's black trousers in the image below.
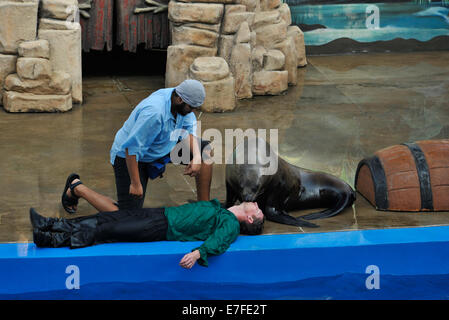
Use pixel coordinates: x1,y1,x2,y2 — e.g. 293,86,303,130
51,208,168,249
113,138,211,210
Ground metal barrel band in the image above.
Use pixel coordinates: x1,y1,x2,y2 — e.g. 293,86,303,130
402,143,434,211
355,156,389,210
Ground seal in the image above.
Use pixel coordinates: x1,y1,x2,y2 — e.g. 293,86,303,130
225,137,356,228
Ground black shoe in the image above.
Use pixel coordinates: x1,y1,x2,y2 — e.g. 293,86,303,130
33,229,53,247
33,229,71,248
29,208,58,231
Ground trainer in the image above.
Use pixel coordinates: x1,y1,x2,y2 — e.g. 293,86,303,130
107,79,212,211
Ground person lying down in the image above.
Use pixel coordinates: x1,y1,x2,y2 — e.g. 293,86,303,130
30,174,265,269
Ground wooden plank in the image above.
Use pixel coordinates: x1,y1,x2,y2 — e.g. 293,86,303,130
79,0,114,52
116,0,169,52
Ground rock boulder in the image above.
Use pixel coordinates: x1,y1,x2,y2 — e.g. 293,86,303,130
0,1,39,54
189,56,230,82
16,57,52,80
252,70,288,95
165,45,217,87
18,40,50,59
0,54,18,105
230,43,252,99
38,25,83,104
168,1,224,24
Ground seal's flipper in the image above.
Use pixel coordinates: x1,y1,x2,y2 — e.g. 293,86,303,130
300,191,352,220
265,207,319,228
300,208,337,220
295,217,320,228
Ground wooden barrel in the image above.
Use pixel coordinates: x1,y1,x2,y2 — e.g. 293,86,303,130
355,139,449,212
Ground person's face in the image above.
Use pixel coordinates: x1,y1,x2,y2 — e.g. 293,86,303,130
174,96,194,116
242,202,264,223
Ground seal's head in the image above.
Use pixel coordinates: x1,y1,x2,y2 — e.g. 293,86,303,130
227,137,277,201
239,166,273,201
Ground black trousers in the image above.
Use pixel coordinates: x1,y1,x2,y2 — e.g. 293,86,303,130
50,208,168,248
95,208,168,243
113,138,211,210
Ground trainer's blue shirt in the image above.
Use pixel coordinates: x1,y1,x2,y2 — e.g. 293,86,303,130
110,88,197,164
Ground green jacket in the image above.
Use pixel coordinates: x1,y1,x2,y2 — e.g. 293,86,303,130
164,199,240,267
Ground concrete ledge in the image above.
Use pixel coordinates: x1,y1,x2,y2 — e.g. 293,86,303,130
1,226,449,298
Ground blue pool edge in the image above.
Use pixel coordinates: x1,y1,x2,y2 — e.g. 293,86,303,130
2,225,449,299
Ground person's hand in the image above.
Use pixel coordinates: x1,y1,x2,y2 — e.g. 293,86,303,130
129,181,143,199
180,250,201,269
184,156,202,177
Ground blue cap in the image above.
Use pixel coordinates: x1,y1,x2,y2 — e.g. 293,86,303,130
175,79,206,108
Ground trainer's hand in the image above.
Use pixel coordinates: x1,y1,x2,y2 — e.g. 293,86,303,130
129,181,143,199
180,250,201,269
184,157,202,177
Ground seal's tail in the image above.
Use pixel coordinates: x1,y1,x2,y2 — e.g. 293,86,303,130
300,189,355,221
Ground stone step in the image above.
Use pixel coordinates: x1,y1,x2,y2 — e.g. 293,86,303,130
4,72,71,95
3,91,72,113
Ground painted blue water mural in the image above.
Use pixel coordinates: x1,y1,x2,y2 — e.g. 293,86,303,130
289,2,449,45
2,273,449,300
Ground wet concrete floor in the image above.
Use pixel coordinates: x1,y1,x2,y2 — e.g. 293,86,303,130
1,51,448,243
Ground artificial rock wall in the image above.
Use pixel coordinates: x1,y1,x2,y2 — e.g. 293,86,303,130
165,0,307,112
0,0,82,112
